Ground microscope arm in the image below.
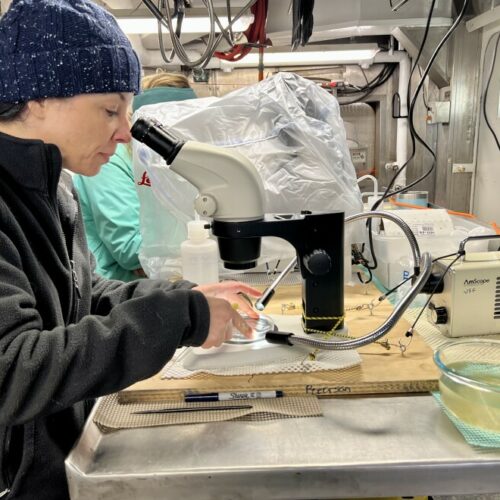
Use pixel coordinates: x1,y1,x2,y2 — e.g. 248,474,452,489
169,141,265,222
131,117,266,222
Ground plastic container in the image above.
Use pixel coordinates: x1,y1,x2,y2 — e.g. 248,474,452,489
395,191,428,207
368,209,496,289
181,220,219,285
434,339,500,432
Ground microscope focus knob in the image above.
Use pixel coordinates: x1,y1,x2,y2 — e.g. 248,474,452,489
428,302,448,325
303,250,331,275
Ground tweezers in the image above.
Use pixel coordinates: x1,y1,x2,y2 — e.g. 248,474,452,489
131,404,253,415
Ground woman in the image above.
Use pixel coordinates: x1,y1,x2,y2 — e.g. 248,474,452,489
0,1,258,498
73,72,198,281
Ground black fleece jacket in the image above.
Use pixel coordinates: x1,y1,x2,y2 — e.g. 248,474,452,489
0,131,210,499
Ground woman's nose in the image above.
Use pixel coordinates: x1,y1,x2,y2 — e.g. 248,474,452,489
115,128,132,144
114,116,133,144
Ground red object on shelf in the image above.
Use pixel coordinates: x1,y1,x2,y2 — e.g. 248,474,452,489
214,0,269,63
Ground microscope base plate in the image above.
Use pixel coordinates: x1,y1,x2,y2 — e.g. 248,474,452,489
180,315,356,371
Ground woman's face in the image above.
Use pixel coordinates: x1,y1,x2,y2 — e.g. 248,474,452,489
38,92,134,176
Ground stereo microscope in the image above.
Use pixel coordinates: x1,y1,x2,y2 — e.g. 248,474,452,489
131,117,432,352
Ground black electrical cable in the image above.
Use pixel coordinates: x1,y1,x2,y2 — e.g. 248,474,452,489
373,0,437,208
361,1,435,271
406,252,462,334
362,1,469,272
342,0,436,270
338,64,397,105
339,63,395,95
390,0,411,12
360,250,462,310
352,244,374,284
356,266,373,284
361,0,438,272
291,0,315,50
345,249,464,353
372,0,470,210
483,32,500,150
380,250,462,291
342,64,395,93
379,273,414,298
360,65,370,87
284,64,395,104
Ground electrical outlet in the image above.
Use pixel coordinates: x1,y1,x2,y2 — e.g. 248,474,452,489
428,101,451,124
452,163,474,174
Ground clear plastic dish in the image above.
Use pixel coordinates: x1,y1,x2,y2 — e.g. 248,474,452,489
226,314,275,345
434,339,500,432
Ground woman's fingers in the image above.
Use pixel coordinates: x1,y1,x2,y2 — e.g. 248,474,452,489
194,281,261,298
195,281,262,320
231,299,259,319
230,309,253,338
229,282,262,297
202,297,253,348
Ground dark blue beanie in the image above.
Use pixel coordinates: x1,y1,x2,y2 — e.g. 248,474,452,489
0,0,141,103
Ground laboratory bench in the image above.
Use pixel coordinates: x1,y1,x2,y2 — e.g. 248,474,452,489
65,393,500,500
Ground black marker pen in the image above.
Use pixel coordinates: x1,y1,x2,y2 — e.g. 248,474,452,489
185,390,284,403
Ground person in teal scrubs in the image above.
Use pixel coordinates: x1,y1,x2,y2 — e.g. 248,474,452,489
73,72,196,281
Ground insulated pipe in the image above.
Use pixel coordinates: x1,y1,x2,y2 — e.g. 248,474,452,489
374,50,410,187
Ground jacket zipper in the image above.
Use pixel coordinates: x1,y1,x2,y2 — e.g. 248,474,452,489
1,428,11,497
0,464,10,497
58,191,80,324
69,259,82,323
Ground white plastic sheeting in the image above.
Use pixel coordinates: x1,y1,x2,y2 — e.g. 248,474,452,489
133,72,363,278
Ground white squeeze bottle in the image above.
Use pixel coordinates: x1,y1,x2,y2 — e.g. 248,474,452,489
181,220,219,284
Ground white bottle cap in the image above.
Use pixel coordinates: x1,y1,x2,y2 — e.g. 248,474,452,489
187,220,209,242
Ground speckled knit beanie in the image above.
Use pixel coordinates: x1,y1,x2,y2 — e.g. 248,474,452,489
0,0,141,103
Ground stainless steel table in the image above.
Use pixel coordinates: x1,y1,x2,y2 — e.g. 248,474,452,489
65,394,500,499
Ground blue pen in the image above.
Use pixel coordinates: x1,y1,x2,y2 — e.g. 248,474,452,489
185,390,284,403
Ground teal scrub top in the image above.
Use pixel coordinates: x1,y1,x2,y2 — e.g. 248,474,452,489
73,85,197,281
73,144,140,282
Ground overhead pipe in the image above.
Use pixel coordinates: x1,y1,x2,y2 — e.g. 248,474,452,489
127,35,224,70
374,50,411,188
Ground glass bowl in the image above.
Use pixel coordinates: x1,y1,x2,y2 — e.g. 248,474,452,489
434,339,500,432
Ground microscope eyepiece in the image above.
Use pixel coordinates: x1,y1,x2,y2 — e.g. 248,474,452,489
130,117,151,142
131,117,185,164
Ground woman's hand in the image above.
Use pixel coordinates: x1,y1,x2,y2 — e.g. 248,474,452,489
194,281,261,319
194,281,262,349
201,297,251,348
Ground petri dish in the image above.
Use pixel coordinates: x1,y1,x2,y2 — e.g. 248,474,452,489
225,314,276,345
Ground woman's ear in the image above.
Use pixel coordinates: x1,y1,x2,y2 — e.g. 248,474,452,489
26,99,47,120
